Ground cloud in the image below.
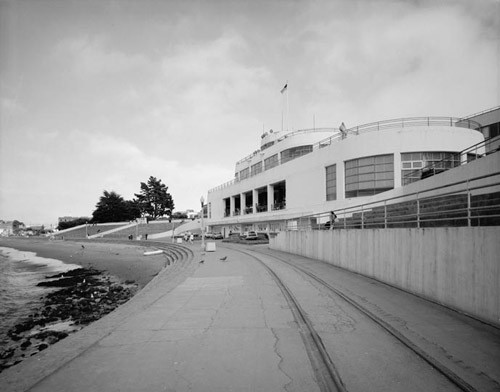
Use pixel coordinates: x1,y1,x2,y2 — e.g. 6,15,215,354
54,35,151,76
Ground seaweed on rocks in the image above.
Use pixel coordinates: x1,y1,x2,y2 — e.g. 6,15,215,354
0,267,138,373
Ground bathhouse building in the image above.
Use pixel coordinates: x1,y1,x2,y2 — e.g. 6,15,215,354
206,112,492,237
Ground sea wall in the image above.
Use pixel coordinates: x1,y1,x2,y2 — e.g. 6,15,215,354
270,227,500,326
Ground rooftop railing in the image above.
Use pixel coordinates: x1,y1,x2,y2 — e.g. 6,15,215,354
236,127,337,165
457,105,500,121
208,116,483,194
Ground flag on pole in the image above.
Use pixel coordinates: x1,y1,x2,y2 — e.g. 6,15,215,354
280,83,288,94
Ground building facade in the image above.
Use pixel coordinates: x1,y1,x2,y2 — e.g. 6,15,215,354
206,116,485,237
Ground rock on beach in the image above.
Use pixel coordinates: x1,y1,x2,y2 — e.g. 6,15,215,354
0,238,168,373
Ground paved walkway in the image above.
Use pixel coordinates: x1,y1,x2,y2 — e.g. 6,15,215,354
0,245,319,392
2,243,499,391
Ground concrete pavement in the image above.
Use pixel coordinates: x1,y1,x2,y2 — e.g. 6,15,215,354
0,245,320,392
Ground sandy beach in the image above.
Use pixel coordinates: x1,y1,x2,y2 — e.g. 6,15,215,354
0,237,168,288
0,237,173,371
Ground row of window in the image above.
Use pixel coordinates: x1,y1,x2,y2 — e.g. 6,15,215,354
236,145,313,181
326,151,459,199
231,151,460,209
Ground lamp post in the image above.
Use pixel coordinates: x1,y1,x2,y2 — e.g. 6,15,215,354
200,196,205,249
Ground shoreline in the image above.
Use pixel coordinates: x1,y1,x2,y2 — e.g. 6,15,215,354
0,237,167,288
0,237,169,372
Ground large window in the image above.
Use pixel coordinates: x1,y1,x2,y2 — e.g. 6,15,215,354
251,161,262,176
345,154,394,198
280,145,313,164
239,167,249,181
264,154,279,170
325,164,337,201
401,152,460,185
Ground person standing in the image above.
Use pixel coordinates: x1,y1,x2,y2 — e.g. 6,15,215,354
329,211,337,230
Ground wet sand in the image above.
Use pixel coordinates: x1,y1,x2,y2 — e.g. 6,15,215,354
0,237,167,288
0,237,171,371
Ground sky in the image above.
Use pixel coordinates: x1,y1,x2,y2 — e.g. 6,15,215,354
0,0,498,227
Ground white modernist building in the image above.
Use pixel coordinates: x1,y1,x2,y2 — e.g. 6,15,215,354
206,116,485,236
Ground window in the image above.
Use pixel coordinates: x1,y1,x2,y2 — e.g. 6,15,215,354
264,154,279,170
401,151,460,185
325,164,336,201
239,167,249,180
251,161,262,176
280,145,313,164
345,154,394,198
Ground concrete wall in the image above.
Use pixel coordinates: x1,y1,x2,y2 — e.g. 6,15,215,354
271,227,500,326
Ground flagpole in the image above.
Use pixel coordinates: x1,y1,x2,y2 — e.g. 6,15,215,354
286,84,289,132
280,81,288,132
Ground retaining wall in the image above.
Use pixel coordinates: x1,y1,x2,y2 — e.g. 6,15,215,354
270,227,500,326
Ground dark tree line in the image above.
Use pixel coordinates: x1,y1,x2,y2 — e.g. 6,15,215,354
57,176,175,229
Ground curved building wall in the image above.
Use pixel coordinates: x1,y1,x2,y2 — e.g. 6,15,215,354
207,124,483,229
235,129,335,173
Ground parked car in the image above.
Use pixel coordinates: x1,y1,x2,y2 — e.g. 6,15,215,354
245,231,258,240
213,232,223,239
205,232,214,239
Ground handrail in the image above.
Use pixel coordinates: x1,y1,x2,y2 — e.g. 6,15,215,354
209,116,484,194
339,116,482,138
403,136,496,181
457,105,500,121
235,127,337,165
287,170,500,230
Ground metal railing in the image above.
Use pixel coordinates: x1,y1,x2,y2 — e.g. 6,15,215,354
208,116,483,194
343,116,481,136
403,137,497,183
457,105,500,121
287,169,500,231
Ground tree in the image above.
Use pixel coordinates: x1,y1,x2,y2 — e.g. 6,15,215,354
134,176,174,219
91,191,140,223
57,218,90,231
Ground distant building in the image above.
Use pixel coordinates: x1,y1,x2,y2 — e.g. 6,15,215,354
58,216,90,224
0,220,25,236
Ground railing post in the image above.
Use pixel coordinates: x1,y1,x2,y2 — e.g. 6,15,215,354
361,205,364,229
343,208,347,229
384,200,387,229
467,179,471,227
417,193,420,228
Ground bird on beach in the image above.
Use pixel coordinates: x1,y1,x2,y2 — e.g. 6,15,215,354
220,256,228,261
81,245,85,249
199,260,205,264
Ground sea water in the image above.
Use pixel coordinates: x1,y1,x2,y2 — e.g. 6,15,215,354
0,246,79,348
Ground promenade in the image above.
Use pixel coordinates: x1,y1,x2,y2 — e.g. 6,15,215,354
1,243,499,392
0,245,319,392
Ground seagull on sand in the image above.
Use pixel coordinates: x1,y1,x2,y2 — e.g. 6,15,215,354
199,260,205,264
220,256,228,261
81,245,85,249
